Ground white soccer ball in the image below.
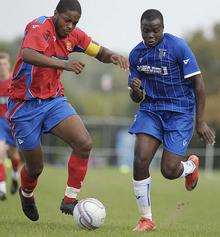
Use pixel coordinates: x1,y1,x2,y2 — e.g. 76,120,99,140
73,198,106,230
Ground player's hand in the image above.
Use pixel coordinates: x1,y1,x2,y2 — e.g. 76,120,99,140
110,54,129,70
130,78,142,93
64,60,85,74
129,78,143,102
196,121,215,145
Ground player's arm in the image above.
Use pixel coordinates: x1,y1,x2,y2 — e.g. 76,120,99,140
21,48,85,74
84,41,128,70
129,78,143,103
95,46,129,70
176,39,215,144
74,29,128,70
192,74,215,145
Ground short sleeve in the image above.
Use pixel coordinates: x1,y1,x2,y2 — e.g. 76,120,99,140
72,28,92,53
22,25,49,52
128,51,141,86
176,39,201,79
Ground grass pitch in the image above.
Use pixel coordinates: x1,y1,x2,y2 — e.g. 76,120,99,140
0,166,220,237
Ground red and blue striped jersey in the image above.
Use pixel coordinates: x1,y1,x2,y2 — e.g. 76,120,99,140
10,16,92,100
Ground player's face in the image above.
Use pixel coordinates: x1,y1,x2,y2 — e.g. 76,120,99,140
54,10,81,38
0,58,10,79
141,18,164,47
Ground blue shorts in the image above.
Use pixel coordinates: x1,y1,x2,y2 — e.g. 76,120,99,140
129,110,194,156
7,96,77,150
0,117,16,146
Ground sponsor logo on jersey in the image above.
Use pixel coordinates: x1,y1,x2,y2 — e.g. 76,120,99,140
183,59,190,64
17,139,24,145
137,65,168,75
32,25,39,29
183,139,188,146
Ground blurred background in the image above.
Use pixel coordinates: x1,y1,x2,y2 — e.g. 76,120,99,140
1,0,220,172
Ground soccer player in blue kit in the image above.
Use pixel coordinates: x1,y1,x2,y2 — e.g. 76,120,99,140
128,9,215,232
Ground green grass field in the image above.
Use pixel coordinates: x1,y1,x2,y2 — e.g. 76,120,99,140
0,166,220,237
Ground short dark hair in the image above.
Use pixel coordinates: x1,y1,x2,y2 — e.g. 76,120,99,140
56,0,81,14
141,9,164,26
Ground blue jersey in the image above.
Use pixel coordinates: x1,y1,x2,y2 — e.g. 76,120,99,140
128,33,201,113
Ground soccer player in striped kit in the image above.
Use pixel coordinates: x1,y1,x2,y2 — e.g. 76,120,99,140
7,0,128,221
0,53,21,200
128,9,215,231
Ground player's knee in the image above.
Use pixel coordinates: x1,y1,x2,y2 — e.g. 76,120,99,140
27,165,44,179
134,155,149,170
161,163,179,180
73,137,93,158
80,139,93,157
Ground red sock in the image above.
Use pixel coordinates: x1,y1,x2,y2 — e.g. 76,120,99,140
20,166,38,194
67,155,89,189
11,155,20,172
64,155,89,204
0,163,6,182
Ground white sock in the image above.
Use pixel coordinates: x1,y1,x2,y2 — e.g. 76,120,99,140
12,171,19,180
65,186,80,199
0,181,6,194
133,177,152,220
180,160,196,178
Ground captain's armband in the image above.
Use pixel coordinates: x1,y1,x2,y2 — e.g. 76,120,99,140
85,42,101,57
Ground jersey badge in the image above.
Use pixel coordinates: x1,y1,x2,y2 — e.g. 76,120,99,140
65,40,72,52
159,49,167,60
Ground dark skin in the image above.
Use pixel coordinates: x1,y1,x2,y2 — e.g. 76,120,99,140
20,9,129,178
130,18,215,181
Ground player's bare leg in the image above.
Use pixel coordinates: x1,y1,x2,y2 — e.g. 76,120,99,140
132,134,160,232
7,146,21,194
0,141,8,200
51,115,92,215
161,150,199,190
18,147,44,221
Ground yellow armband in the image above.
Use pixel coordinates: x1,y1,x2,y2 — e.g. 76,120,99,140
85,42,101,57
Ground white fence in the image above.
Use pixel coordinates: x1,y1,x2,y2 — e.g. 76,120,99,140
42,116,219,172
43,145,219,172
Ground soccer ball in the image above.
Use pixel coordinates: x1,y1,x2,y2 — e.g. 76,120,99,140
73,198,106,230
